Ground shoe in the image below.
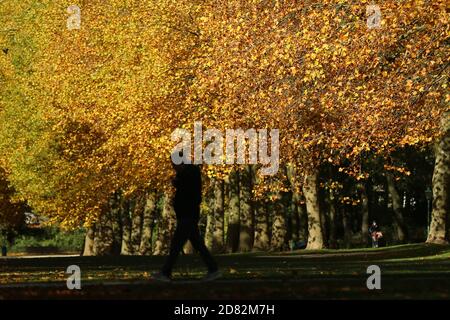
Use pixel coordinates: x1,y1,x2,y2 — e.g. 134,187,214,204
203,270,222,282
152,272,172,283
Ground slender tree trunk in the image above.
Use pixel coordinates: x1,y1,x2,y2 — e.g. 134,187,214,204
290,193,300,243
253,166,270,251
303,170,325,249
358,182,370,246
110,194,122,256
298,202,308,242
427,111,449,244
239,166,253,252
154,192,176,255
386,173,408,242
327,189,337,249
131,196,144,254
82,226,95,256
165,192,177,243
270,196,287,251
153,212,165,256
286,164,307,244
342,207,352,248
205,185,215,250
140,191,156,255
212,179,225,252
226,171,240,253
120,199,133,255
286,165,299,244
319,194,329,248
253,200,270,251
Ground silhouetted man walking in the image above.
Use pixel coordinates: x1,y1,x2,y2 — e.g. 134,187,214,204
153,161,221,282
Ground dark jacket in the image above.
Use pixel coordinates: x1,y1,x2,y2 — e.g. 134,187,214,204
369,224,379,234
172,165,202,220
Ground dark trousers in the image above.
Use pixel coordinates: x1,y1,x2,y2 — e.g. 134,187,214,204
162,218,218,277
372,238,378,248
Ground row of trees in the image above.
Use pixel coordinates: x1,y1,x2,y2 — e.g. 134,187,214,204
0,0,448,254
82,145,440,256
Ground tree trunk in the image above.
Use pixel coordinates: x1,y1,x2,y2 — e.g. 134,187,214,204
298,202,308,242
287,164,309,245
131,196,144,254
341,206,352,248
140,191,157,255
82,226,95,256
120,199,133,255
327,189,337,249
386,173,408,242
226,171,240,253
110,194,123,256
205,185,215,250
253,200,270,251
290,193,300,243
286,165,300,244
270,195,287,251
93,208,115,256
427,111,449,244
303,170,325,249
239,166,253,252
358,182,370,246
212,179,225,252
153,216,165,256
154,192,176,255
318,179,329,248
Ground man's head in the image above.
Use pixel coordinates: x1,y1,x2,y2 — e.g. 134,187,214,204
171,150,186,173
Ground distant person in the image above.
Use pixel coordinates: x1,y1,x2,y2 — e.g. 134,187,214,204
153,153,221,282
369,221,383,248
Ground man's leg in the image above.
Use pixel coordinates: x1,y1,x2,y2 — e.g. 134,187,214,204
189,223,218,273
161,219,191,277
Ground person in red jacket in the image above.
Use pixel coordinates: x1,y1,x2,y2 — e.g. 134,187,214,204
369,221,383,248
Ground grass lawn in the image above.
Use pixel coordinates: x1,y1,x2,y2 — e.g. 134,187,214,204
0,243,449,299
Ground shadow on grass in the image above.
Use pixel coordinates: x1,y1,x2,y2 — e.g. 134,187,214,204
0,243,449,299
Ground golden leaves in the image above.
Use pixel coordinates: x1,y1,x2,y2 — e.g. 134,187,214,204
1,0,448,226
